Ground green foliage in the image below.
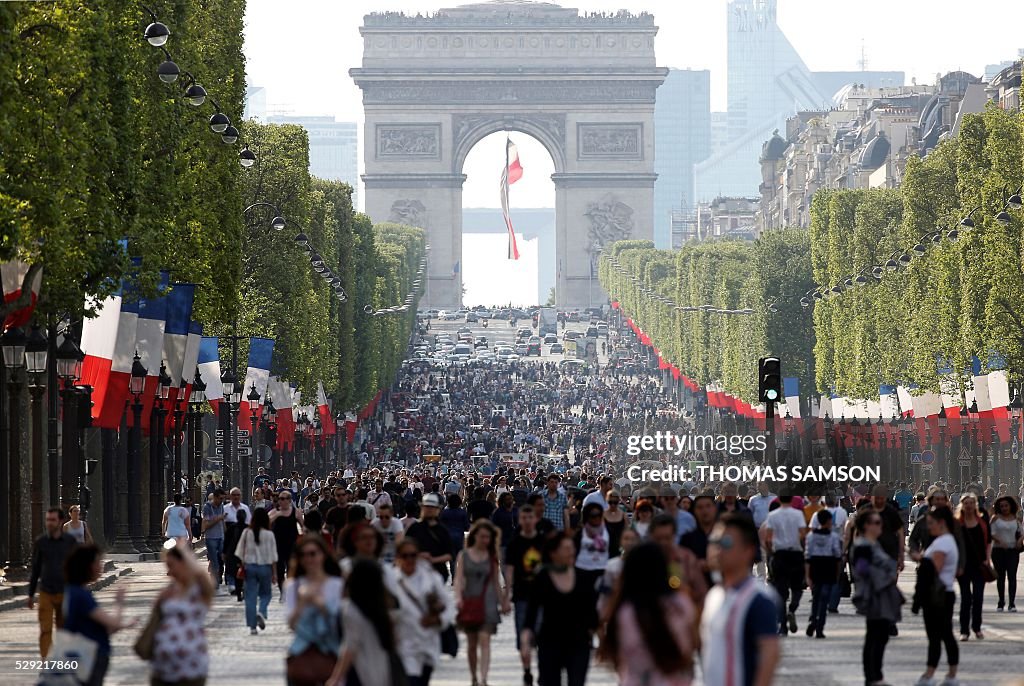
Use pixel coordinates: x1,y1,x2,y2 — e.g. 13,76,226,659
599,233,814,404
809,105,1024,398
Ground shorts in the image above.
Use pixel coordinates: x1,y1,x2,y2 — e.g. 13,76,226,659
514,600,541,650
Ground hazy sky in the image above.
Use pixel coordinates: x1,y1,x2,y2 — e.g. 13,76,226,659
244,0,1024,208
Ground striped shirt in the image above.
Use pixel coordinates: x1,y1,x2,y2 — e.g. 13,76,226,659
701,576,779,686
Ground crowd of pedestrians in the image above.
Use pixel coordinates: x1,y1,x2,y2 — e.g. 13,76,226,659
22,310,1024,686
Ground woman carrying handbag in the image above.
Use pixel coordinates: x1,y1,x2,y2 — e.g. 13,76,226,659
138,540,213,686
454,520,509,686
284,535,343,686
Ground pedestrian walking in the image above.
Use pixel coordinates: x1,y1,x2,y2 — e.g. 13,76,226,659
764,491,808,635
804,508,843,638
201,490,228,593
235,507,279,635
990,495,1021,612
284,535,343,686
574,502,609,592
162,493,192,547
407,493,455,582
63,505,93,545
392,538,453,686
701,514,781,686
271,488,303,600
372,503,406,565
521,532,598,686
455,519,508,686
61,544,136,685
954,493,991,640
223,488,252,598
851,507,903,686
327,559,401,686
146,541,213,686
598,542,695,686
914,506,960,686
28,508,77,657
503,505,544,686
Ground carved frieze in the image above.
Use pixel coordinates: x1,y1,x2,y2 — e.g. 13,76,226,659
362,82,658,105
584,195,634,256
387,199,427,228
452,113,566,160
376,124,441,158
577,123,643,160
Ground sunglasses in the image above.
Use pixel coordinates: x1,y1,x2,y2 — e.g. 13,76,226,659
708,534,735,550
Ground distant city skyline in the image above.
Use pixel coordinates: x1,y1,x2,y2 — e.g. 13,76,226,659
243,0,1024,208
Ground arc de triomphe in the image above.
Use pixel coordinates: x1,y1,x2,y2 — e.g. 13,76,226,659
351,1,666,308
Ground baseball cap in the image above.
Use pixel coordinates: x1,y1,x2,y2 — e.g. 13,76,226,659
422,493,443,508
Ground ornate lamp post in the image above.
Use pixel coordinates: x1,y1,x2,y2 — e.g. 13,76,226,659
147,362,172,548
55,336,84,510
188,369,206,505
1010,390,1024,493
170,379,187,500
295,412,309,471
1,326,26,572
219,366,238,489
312,415,323,474
262,397,278,474
246,383,260,493
25,326,48,542
128,353,148,552
823,413,834,465
968,400,980,485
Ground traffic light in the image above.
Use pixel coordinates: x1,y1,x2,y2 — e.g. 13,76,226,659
758,357,782,403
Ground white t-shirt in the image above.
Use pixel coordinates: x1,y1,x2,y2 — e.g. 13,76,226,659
925,532,959,591
810,506,848,533
372,517,405,564
765,506,807,552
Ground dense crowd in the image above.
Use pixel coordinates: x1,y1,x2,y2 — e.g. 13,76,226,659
24,314,1024,686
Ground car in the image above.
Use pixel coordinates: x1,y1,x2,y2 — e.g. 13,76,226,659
465,311,478,322
527,342,541,356
517,328,533,339
439,310,460,321
563,330,581,341
586,326,599,338
474,336,488,348
476,351,495,362
543,334,558,344
597,323,608,334
568,311,580,322
506,353,520,362
512,343,527,356
549,343,564,354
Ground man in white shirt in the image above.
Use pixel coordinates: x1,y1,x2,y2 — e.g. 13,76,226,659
747,482,776,578
582,475,614,510
764,491,808,635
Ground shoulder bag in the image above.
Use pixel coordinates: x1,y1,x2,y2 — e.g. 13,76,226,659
133,601,163,660
456,556,493,628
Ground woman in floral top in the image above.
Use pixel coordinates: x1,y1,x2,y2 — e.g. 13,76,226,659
150,541,214,685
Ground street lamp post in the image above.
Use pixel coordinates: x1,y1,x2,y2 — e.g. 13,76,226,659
55,336,84,510
1,327,26,573
147,363,171,548
188,369,206,505
219,365,239,489
25,326,48,543
246,383,260,493
312,415,323,474
128,353,148,552
170,380,186,501
262,398,278,474
1010,390,1024,493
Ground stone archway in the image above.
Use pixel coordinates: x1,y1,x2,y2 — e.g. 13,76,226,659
352,1,666,307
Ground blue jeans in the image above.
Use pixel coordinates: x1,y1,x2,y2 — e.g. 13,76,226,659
828,579,841,612
810,583,835,632
206,538,225,587
244,563,273,629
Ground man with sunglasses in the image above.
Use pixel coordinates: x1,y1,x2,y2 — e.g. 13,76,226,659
702,513,781,686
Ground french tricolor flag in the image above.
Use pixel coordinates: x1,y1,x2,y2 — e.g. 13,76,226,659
135,272,169,433
161,284,195,413
317,381,335,435
95,283,140,430
269,378,294,450
165,320,203,434
80,288,123,427
879,385,900,420
783,377,800,419
896,386,915,417
1,260,43,329
939,376,963,437
242,337,275,420
987,369,1012,442
197,337,223,415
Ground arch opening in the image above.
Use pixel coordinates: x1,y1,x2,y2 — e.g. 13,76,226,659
460,130,555,308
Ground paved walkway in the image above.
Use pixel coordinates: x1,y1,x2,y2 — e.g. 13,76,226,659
0,561,1021,685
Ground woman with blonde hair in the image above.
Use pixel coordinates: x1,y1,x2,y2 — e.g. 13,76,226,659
454,519,509,686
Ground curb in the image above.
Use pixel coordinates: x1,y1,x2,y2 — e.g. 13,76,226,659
0,567,132,615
